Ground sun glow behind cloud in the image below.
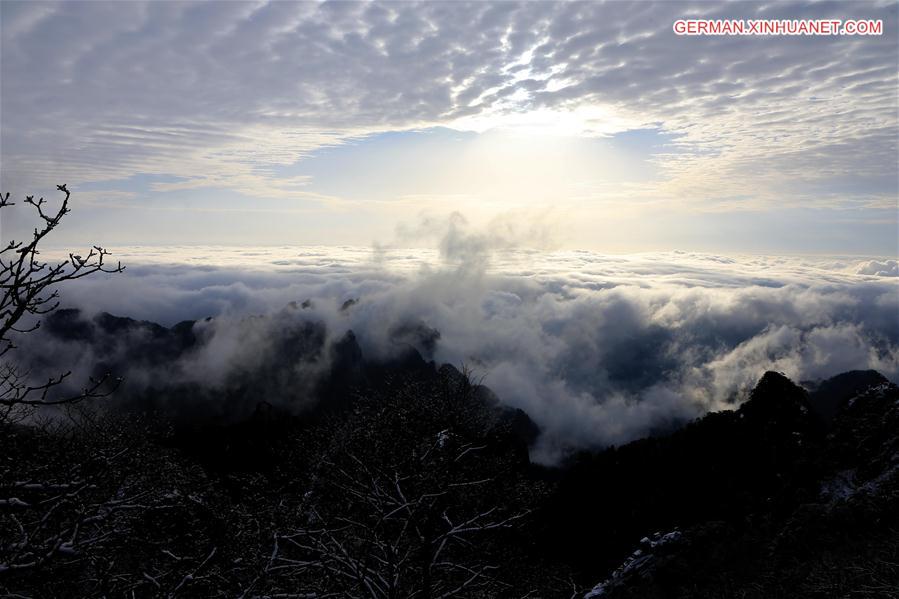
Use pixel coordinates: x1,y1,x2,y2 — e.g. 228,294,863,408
0,0,896,253
453,103,643,138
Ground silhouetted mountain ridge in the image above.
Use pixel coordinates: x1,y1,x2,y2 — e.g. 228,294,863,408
20,308,898,597
570,370,899,598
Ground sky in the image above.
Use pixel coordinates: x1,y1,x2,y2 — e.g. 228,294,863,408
1,0,898,253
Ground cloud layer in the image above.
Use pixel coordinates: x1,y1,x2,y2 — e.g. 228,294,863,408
23,236,899,463
2,1,896,227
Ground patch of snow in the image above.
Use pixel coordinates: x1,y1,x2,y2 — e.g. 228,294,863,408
584,530,682,598
436,428,451,448
820,469,857,502
858,463,899,497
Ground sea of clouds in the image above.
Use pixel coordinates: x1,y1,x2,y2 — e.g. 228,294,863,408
30,230,899,463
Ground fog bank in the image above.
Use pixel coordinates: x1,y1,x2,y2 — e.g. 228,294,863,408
28,241,899,463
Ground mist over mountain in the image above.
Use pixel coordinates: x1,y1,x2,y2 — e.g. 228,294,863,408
6,322,899,596
27,243,899,462
4,216,898,597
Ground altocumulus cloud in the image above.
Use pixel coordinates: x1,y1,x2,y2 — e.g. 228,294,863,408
1,1,896,213
30,240,899,463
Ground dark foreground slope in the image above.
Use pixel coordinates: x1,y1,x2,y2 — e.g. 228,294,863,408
569,371,899,598
1,310,897,597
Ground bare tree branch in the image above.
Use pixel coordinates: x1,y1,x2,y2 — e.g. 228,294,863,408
0,185,124,418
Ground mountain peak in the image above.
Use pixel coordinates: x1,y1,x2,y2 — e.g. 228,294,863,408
808,370,891,422
738,371,811,425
